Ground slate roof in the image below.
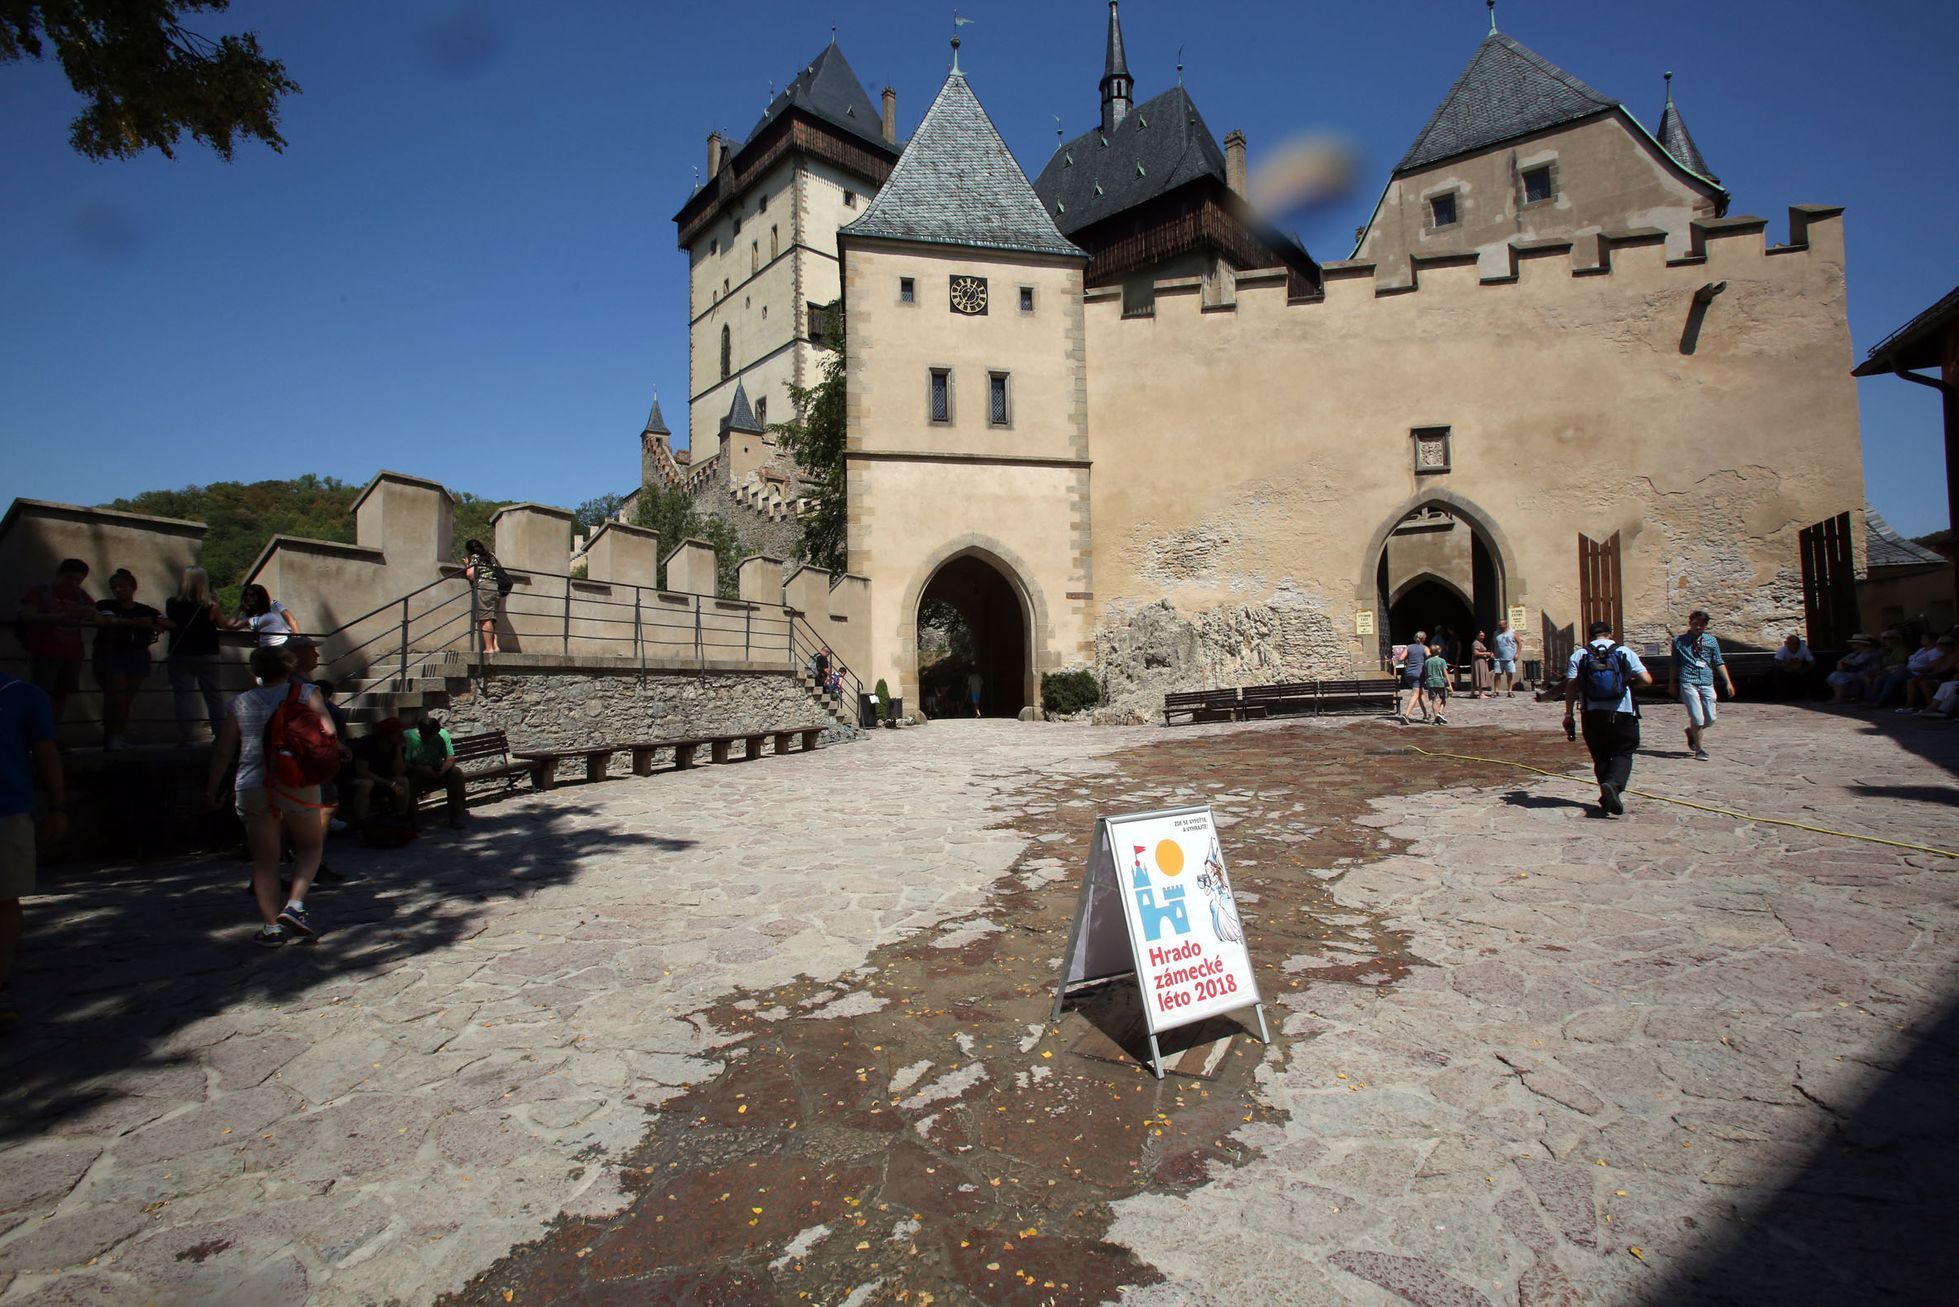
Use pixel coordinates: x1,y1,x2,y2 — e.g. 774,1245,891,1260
1854,285,1959,376
1656,77,1717,184
1396,32,1615,174
1866,510,1947,569
722,380,762,433
745,42,891,157
841,72,1083,259
1104,2,1130,83
1033,86,1228,237
642,389,669,436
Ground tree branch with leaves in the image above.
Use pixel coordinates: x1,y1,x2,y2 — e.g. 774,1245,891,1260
2,0,299,160
772,303,847,572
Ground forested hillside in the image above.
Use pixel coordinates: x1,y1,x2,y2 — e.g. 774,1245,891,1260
106,476,513,605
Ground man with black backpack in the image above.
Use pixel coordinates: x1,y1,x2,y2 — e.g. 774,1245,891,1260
1563,620,1653,817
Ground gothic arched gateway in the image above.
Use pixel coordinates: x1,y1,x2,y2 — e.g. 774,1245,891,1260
914,553,1030,718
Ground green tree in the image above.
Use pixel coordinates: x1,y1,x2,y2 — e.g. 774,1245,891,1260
629,483,739,597
452,492,513,558
3,1,300,161
109,474,358,608
773,304,846,571
574,492,626,529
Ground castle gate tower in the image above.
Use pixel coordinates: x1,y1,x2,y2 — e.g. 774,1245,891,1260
839,63,1094,714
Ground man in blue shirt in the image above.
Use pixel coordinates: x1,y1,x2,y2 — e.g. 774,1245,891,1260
1668,609,1736,761
1493,619,1521,697
1395,631,1429,725
1563,621,1654,816
1,673,64,1024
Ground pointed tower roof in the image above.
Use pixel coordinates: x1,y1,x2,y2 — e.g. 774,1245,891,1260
746,41,890,155
1656,72,1718,184
1395,31,1615,174
1103,1,1131,86
721,380,762,434
842,71,1084,258
642,389,669,436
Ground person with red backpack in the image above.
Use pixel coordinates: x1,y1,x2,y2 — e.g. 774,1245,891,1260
204,646,340,946
1563,620,1654,817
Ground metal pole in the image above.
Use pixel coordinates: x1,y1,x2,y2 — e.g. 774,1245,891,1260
745,605,751,661
634,587,644,686
399,597,410,686
562,577,571,656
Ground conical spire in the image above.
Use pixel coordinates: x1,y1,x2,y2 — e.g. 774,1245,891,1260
1656,71,1718,184
1395,30,1614,174
1100,1,1133,132
842,70,1083,259
722,380,762,434
642,388,669,436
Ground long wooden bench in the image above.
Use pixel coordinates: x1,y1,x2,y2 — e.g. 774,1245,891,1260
512,744,618,790
448,730,533,796
516,725,831,787
1162,688,1267,726
1313,677,1399,715
1239,681,1317,716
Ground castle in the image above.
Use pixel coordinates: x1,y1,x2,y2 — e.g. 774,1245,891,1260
659,3,1864,718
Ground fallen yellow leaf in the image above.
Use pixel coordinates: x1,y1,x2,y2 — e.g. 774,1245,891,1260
1628,1247,1646,1261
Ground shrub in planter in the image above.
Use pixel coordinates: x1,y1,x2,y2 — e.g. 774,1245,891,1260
874,678,891,722
1041,669,1101,714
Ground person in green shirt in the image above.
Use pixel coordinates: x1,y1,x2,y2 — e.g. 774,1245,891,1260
1422,650,1450,725
404,717,467,828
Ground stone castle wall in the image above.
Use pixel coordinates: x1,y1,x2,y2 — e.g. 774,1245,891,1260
1082,206,1864,703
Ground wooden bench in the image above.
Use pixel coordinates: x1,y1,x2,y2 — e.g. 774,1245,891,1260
1240,681,1316,716
512,744,621,790
448,730,532,795
623,725,825,775
1313,677,1399,715
1162,688,1266,726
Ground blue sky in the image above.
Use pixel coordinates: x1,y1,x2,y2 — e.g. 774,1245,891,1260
2,1,1954,533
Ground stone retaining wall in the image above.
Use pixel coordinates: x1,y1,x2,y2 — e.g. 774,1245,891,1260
437,666,860,753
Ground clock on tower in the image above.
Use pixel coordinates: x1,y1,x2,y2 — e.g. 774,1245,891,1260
949,275,989,315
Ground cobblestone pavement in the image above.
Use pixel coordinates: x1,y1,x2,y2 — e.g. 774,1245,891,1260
1,699,1954,1304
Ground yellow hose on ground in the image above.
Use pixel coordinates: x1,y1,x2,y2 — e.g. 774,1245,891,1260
1404,744,1959,861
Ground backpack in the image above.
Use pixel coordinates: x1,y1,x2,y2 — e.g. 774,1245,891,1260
265,682,341,788
492,560,514,595
1581,644,1630,704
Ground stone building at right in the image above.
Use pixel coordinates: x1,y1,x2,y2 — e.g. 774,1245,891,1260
830,11,1867,715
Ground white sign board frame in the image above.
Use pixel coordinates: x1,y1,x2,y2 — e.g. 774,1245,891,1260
1052,805,1269,1078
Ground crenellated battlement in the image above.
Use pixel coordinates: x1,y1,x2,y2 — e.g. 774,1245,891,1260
1085,205,1845,323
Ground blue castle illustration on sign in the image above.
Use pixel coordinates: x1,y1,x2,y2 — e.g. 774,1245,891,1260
1130,848,1191,941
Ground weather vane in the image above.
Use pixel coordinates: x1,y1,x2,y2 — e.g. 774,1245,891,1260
1487,0,1498,35
951,11,975,73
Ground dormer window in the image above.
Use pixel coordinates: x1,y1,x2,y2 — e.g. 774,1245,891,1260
1429,192,1458,229
843,189,857,208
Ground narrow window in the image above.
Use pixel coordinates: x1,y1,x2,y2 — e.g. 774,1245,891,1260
843,189,857,208
723,278,729,294
756,396,767,426
1018,286,1035,312
1522,164,1554,205
770,224,778,258
751,241,758,272
988,372,1010,426
1429,192,1457,228
720,325,731,380
929,369,950,423
900,276,916,303
733,212,742,235
709,237,719,255
759,191,768,213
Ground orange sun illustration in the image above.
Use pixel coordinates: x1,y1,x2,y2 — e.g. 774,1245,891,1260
1154,839,1185,876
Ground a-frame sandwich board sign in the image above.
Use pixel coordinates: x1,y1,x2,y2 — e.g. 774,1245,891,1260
1051,805,1269,1079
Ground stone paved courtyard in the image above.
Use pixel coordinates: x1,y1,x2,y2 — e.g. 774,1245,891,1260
1,699,1955,1305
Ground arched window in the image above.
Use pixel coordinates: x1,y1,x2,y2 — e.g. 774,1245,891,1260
770,224,779,259
720,324,731,380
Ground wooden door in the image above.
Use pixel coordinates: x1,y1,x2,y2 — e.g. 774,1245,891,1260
1578,532,1623,639
1799,511,1858,650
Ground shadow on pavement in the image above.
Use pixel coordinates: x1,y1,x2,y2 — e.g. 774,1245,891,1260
1651,989,1959,1304
1501,789,1594,813
0,803,692,1140
1849,782,1959,806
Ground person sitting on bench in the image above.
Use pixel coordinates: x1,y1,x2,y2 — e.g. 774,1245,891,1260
345,717,411,826
405,716,467,829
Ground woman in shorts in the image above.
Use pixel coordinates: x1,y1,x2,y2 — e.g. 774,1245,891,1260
462,538,506,654
205,646,337,947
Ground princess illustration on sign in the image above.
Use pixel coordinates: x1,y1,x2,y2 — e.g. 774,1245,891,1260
1195,837,1243,944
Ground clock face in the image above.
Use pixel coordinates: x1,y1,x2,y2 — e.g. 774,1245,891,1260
949,275,989,315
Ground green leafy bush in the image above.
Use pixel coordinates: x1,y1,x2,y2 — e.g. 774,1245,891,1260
873,678,892,721
1042,669,1101,714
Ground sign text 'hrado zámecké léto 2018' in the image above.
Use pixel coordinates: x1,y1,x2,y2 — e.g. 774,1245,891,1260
1052,805,1268,1077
